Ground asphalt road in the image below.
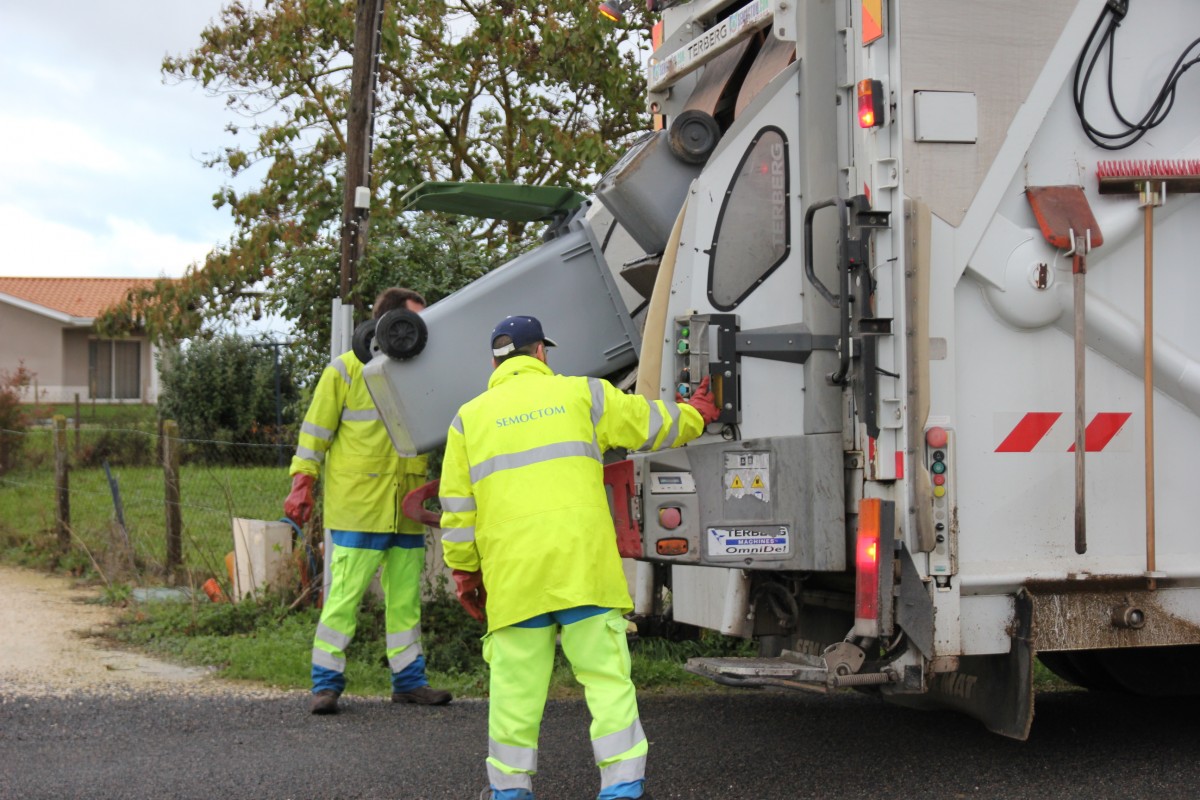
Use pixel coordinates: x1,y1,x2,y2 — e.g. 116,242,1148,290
3,687,1199,800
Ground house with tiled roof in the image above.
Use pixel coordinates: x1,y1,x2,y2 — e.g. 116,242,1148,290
0,277,166,404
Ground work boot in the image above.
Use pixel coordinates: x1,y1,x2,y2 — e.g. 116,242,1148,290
604,788,652,800
478,788,533,800
392,685,452,705
309,689,340,715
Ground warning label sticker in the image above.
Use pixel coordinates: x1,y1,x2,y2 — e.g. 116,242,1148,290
724,469,770,502
707,526,791,557
724,451,770,502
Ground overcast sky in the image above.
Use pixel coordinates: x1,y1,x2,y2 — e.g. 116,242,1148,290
0,1,242,282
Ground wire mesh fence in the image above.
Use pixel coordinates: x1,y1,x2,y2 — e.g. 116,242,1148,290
0,419,315,595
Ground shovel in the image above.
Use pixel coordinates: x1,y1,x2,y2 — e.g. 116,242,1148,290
1025,186,1104,554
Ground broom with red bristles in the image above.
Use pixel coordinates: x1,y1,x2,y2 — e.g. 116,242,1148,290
1097,157,1200,589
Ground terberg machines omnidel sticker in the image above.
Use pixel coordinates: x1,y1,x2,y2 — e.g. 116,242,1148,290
707,526,791,556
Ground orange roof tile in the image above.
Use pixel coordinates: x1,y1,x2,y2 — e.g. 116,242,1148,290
0,277,166,320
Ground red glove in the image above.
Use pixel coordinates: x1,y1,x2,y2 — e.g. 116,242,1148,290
284,473,316,525
452,569,487,622
685,376,721,424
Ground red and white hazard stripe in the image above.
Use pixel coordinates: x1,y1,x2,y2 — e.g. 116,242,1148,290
994,412,1133,453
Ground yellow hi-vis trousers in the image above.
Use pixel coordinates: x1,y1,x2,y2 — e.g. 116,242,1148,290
311,538,426,693
483,608,647,797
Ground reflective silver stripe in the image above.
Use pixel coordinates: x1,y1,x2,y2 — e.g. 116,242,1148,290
332,358,351,385
388,642,423,672
296,445,325,464
341,407,380,422
312,647,346,673
489,738,538,772
587,377,605,428
386,626,421,650
316,622,351,652
587,377,604,451
639,402,664,451
470,441,601,483
451,414,464,434
487,762,533,791
440,496,476,513
441,526,476,544
661,402,683,449
599,753,647,787
592,718,646,763
301,421,334,442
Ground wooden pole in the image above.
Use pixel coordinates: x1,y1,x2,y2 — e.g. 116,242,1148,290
338,0,386,311
163,419,182,579
54,415,70,553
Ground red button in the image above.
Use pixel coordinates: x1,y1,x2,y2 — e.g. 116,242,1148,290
926,427,948,448
933,474,945,486
659,507,682,530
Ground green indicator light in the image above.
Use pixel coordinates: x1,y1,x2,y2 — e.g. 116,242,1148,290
677,340,690,354
679,327,690,337
931,460,946,475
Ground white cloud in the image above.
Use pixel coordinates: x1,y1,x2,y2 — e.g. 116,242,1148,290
0,204,212,279
0,115,129,178
0,0,243,279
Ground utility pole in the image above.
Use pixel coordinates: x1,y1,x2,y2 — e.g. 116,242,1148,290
338,0,387,313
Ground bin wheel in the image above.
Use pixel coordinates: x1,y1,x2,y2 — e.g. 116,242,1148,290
375,309,428,360
351,319,378,364
668,110,721,165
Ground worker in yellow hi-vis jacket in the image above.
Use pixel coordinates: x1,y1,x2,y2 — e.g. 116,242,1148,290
284,287,451,716
439,315,720,800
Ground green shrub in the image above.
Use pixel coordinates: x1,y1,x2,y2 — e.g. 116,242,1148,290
76,427,157,468
0,363,36,473
157,335,302,465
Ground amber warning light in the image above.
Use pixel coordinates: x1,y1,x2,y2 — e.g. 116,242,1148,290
598,0,628,21
854,498,882,624
656,538,689,556
857,79,884,128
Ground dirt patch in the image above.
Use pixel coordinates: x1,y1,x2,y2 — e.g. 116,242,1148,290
0,564,262,698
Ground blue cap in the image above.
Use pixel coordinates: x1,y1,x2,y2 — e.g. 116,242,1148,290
491,315,558,357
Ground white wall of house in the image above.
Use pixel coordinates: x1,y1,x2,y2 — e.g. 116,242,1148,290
1,302,158,405
1,304,65,402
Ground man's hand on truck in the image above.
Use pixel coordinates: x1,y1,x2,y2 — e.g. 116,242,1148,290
685,376,721,424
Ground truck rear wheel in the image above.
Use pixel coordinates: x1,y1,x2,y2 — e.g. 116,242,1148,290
1038,646,1200,695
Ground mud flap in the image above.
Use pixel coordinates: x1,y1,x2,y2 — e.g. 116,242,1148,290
890,589,1034,739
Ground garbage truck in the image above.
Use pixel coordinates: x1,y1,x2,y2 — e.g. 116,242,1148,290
361,0,1200,738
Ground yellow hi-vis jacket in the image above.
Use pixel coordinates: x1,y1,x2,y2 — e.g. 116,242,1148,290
289,351,427,534
439,356,706,632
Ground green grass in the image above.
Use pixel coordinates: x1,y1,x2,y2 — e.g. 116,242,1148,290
1033,658,1076,692
23,401,158,426
0,461,292,584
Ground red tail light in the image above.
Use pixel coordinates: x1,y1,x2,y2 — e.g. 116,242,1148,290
855,498,882,624
857,79,884,128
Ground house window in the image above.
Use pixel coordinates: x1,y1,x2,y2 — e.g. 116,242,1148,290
89,340,141,400
707,127,791,310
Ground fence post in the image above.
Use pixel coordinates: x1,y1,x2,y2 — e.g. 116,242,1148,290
73,393,81,456
163,419,182,579
54,415,70,553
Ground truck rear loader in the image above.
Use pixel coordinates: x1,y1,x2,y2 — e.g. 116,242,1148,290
362,0,1200,738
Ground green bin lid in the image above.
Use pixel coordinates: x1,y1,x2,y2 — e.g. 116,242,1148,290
399,181,587,222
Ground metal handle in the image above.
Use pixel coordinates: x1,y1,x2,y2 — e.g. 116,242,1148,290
803,197,846,308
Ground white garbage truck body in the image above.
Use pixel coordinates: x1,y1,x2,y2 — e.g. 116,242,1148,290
364,0,1200,737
